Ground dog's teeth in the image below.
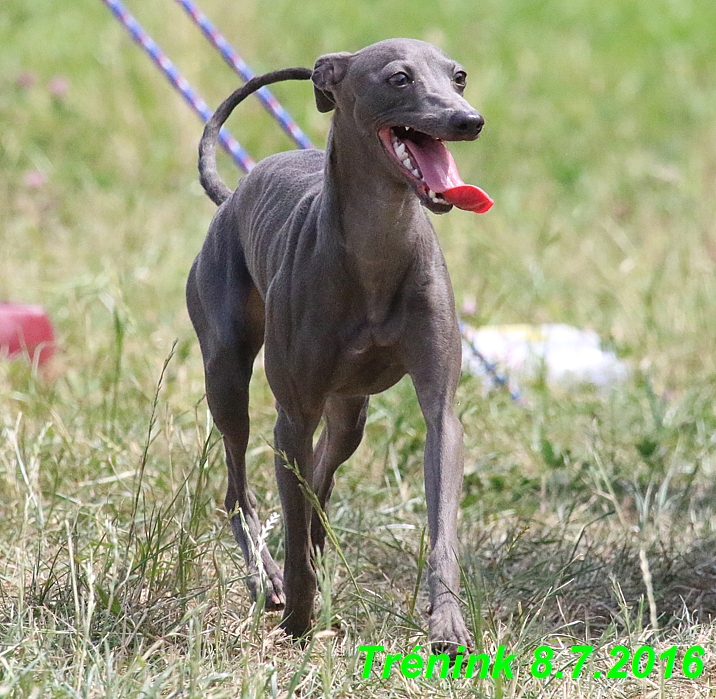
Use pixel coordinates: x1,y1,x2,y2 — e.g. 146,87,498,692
392,139,421,178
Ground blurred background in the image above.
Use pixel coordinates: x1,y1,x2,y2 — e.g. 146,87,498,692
3,0,716,389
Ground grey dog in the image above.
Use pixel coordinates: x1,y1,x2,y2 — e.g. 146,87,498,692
186,38,493,653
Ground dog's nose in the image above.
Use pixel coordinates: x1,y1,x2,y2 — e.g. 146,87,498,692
449,111,484,138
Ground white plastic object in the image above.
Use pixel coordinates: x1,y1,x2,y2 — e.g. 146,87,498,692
461,323,628,390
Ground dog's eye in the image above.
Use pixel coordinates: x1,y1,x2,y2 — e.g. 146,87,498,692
388,72,412,87
453,71,467,88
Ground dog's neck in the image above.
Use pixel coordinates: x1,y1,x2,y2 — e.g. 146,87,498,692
321,114,431,322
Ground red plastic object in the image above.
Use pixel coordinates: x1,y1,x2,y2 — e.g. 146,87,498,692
0,303,56,366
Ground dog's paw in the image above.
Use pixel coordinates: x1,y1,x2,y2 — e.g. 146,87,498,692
265,571,286,610
247,570,286,611
428,604,474,658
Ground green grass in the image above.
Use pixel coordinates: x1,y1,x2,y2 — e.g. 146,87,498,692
2,0,716,695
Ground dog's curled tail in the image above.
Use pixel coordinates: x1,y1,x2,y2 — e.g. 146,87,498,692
199,67,314,206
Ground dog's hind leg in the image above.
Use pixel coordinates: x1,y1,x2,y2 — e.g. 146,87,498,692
271,402,322,638
187,253,285,610
310,394,369,555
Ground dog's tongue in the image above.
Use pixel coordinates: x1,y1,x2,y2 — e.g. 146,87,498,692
406,138,493,213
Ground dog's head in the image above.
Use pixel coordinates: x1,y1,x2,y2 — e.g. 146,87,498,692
312,38,493,215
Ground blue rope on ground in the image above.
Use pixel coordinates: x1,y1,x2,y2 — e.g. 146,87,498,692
173,0,314,150
100,0,255,172
458,321,522,402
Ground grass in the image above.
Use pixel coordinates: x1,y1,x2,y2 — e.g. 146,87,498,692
2,0,716,695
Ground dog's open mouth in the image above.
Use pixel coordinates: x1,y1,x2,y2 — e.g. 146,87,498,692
379,127,493,215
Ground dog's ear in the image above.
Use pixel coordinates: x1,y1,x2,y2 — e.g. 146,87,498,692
312,52,352,113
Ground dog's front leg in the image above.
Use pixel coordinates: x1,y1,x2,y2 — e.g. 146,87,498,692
421,402,473,655
406,322,473,656
273,405,320,639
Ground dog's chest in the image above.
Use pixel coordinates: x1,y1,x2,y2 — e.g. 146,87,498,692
330,325,406,396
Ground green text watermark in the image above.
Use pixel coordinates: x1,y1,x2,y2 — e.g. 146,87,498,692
358,643,706,681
